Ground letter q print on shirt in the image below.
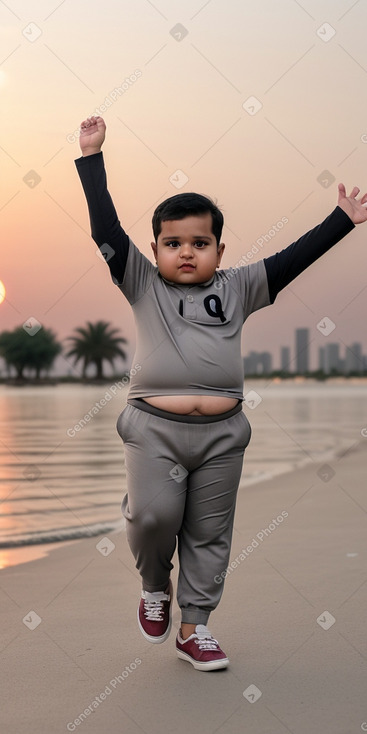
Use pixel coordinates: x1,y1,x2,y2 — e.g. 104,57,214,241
203,294,227,323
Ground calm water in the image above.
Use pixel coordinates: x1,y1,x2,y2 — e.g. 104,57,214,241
0,381,366,558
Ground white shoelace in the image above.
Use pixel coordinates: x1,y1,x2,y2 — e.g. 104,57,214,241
143,590,169,621
192,624,220,650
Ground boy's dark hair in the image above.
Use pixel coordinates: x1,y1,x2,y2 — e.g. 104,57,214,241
152,192,224,247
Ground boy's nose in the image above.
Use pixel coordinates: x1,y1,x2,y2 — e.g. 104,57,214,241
179,243,194,257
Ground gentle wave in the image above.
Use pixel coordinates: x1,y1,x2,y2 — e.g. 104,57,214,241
0,519,126,548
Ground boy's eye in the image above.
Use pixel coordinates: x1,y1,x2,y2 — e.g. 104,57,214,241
165,240,208,248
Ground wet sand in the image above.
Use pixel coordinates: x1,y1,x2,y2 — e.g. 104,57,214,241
1,440,366,734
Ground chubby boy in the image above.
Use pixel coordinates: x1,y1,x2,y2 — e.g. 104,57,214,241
75,115,367,671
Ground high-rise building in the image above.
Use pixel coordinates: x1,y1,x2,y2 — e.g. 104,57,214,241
259,352,272,373
280,346,291,372
243,351,272,374
345,343,363,373
324,343,341,373
318,346,326,372
295,328,310,373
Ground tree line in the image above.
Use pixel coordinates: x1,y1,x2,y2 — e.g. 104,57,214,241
0,321,127,380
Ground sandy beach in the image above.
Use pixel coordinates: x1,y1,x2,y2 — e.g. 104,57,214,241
1,440,366,734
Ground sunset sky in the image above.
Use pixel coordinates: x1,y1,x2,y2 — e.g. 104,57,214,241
1,0,367,374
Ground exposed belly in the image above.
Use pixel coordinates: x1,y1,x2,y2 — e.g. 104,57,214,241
141,395,240,415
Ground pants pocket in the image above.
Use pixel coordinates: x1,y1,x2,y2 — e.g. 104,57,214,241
116,404,129,440
239,410,252,448
121,492,132,519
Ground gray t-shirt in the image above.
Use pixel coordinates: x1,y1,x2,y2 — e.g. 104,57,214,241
118,238,271,399
74,151,355,401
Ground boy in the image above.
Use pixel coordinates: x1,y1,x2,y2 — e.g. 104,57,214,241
74,115,367,671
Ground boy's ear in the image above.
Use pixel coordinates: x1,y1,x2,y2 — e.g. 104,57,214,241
217,242,225,266
151,241,158,262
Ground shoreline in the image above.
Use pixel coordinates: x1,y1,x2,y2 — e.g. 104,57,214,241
1,375,367,387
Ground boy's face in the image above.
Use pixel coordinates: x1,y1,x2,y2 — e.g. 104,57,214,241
151,213,225,284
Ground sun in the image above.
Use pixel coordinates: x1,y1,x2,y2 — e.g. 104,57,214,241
0,281,6,304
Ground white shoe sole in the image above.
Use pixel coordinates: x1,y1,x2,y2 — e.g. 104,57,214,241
176,649,229,671
137,608,172,643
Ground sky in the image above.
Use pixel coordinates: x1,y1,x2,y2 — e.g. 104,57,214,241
1,0,367,375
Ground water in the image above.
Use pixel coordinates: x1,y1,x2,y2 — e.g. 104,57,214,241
0,380,366,563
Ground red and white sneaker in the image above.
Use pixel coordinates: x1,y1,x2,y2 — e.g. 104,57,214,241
176,624,229,671
137,580,173,643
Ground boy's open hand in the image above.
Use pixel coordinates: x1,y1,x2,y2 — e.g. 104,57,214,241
79,115,106,154
337,184,367,224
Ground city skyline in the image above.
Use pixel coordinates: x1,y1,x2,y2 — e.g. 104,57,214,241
244,327,367,375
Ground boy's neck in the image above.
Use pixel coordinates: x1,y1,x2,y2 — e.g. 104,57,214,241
159,272,216,287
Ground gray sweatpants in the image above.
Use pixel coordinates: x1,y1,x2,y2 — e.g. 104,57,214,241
116,398,252,625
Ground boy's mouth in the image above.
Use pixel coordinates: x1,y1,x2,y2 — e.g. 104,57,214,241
179,263,195,270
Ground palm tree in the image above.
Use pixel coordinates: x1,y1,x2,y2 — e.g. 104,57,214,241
27,327,62,378
65,320,128,379
0,326,61,380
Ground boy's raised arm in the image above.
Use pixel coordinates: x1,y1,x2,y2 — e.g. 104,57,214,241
263,183,367,304
263,205,354,304
74,116,130,286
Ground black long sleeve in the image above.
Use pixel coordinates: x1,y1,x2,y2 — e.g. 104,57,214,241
74,151,129,285
263,206,355,303
75,152,356,300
